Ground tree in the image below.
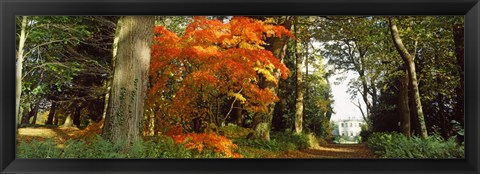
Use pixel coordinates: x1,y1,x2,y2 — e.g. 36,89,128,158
251,16,293,140
102,16,154,146
294,17,305,134
316,16,382,128
388,17,428,138
147,17,292,140
16,16,28,123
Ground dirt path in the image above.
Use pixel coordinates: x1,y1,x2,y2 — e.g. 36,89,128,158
277,142,378,158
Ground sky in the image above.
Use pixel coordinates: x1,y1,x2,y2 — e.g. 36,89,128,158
328,70,367,123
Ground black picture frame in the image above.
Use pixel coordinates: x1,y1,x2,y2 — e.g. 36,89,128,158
1,0,479,173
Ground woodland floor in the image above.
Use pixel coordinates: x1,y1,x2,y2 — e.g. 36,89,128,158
276,141,378,158
16,126,377,158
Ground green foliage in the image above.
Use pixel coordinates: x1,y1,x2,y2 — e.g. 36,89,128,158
216,124,255,139
367,132,464,158
16,135,232,158
16,139,62,158
234,132,311,153
271,132,310,150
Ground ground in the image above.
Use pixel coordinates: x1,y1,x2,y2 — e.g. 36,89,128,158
17,126,377,158
276,142,377,158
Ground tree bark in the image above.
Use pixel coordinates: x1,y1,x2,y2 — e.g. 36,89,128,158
16,16,28,124
46,101,57,125
294,19,304,134
389,17,428,138
398,70,411,137
452,23,464,126
252,16,293,141
102,16,154,146
73,103,83,127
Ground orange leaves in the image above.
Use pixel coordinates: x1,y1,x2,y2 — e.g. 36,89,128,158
168,131,243,158
147,16,293,133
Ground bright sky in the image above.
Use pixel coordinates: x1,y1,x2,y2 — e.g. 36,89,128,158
311,41,366,123
328,70,366,123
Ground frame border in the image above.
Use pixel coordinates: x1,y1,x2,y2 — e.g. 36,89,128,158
1,0,479,173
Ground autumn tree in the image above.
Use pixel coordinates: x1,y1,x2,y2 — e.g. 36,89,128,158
147,17,292,140
252,16,293,140
102,16,154,146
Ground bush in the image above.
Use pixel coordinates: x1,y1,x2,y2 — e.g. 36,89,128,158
216,124,255,139
234,132,311,153
170,132,243,158
367,132,464,158
17,134,237,158
271,132,310,150
234,138,282,151
17,138,61,158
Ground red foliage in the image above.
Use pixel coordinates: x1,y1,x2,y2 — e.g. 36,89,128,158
168,131,244,158
147,16,292,133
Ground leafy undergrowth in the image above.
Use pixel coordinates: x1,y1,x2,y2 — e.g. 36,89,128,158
367,132,464,158
17,126,379,158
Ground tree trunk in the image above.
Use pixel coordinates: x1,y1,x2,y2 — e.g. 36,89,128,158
73,104,82,127
16,16,28,123
398,69,411,137
21,104,31,124
452,23,464,139
252,16,293,141
102,18,121,121
102,16,154,146
232,100,243,126
389,17,428,138
46,101,57,125
294,19,304,134
63,114,74,127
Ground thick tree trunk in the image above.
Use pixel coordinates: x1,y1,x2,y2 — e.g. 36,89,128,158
252,16,293,141
389,18,428,138
398,70,411,137
294,20,304,134
102,18,121,120
73,104,82,127
452,23,464,127
102,16,154,146
16,16,28,123
46,101,57,125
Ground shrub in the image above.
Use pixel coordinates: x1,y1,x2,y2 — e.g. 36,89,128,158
169,132,243,158
17,138,61,158
235,131,310,153
17,134,238,158
271,132,310,150
367,132,464,158
216,124,255,139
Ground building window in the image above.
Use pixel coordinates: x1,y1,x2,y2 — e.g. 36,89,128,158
341,123,344,127
342,133,345,136
350,123,352,127
359,123,361,127
350,132,353,136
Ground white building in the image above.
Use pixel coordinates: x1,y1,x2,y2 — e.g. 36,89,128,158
337,117,364,137
333,117,365,144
